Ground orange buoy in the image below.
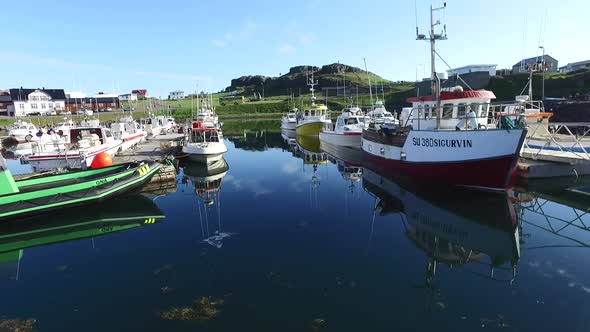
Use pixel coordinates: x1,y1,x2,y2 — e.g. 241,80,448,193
91,152,113,169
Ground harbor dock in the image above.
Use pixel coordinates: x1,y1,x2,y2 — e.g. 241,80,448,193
113,132,184,191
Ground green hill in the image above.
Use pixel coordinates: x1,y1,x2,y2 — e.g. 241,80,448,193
225,63,395,97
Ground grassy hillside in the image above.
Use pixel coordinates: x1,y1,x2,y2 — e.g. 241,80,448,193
487,68,590,101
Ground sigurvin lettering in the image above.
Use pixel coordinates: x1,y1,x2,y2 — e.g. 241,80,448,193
412,138,473,148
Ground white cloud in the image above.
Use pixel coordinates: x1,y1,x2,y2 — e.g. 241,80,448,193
279,43,296,55
211,39,227,47
298,34,315,45
282,162,300,175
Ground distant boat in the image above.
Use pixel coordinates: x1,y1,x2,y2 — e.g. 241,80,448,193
110,116,147,152
319,107,365,148
281,109,298,131
182,95,227,164
295,72,331,136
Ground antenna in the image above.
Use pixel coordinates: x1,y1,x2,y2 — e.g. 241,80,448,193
307,68,318,105
363,58,374,109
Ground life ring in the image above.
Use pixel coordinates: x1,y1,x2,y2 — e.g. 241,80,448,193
25,134,33,142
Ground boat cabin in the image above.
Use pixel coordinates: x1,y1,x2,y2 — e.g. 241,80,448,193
298,104,328,122
189,128,222,144
69,127,114,147
400,87,496,130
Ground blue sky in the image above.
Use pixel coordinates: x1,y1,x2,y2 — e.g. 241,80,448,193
0,0,587,97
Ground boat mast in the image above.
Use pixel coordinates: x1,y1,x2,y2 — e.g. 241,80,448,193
363,58,374,110
417,2,447,129
307,70,318,106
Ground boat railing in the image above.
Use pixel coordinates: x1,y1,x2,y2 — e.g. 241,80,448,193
399,106,498,131
523,121,590,161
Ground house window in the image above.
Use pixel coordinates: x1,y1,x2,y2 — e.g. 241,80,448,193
30,96,39,101
48,103,53,108
40,96,49,101
19,103,24,110
41,103,46,109
31,103,38,109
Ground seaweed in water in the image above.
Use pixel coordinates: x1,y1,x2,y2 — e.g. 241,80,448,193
0,319,37,332
159,296,224,322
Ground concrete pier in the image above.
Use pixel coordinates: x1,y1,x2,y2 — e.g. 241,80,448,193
517,158,590,179
113,133,184,191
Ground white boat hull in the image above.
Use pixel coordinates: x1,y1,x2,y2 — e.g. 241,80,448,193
319,131,361,148
281,122,297,131
119,132,147,152
362,128,527,190
27,142,123,172
183,142,228,164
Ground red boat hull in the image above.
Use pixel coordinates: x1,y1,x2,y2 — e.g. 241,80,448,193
363,152,519,190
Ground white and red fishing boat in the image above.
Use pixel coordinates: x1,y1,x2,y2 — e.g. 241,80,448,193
183,117,227,164
361,3,527,191
27,125,122,172
319,107,364,148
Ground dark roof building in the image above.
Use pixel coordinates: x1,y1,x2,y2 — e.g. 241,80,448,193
8,88,66,101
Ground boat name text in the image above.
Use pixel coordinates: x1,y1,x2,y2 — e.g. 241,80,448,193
412,138,473,148
95,179,108,186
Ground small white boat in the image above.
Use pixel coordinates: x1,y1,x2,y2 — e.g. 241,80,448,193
319,107,365,148
140,116,163,137
27,125,122,172
111,117,147,152
183,118,227,164
365,101,397,127
7,120,39,143
157,116,177,132
281,109,298,131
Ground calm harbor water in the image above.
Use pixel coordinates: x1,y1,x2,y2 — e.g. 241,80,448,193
1,121,590,331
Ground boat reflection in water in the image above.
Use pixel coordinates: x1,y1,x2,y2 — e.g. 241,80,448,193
0,195,165,280
362,167,521,284
182,157,235,248
296,135,328,208
321,141,363,193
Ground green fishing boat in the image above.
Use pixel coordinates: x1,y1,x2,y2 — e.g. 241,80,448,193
0,195,165,266
0,155,162,221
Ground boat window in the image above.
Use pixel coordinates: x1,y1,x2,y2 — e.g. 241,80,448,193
345,118,359,125
337,118,344,127
384,112,393,118
430,106,438,118
457,103,467,117
105,129,113,138
481,104,489,117
470,103,481,117
305,110,309,116
442,104,454,119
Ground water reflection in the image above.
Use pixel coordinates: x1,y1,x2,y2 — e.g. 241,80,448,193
362,168,520,284
182,158,235,248
295,135,327,209
0,195,164,280
226,130,287,151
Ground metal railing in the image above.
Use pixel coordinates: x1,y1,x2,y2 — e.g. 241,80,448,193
523,121,590,161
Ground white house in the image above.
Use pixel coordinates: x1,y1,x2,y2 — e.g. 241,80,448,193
169,90,184,100
559,60,590,73
8,88,66,116
119,93,138,101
